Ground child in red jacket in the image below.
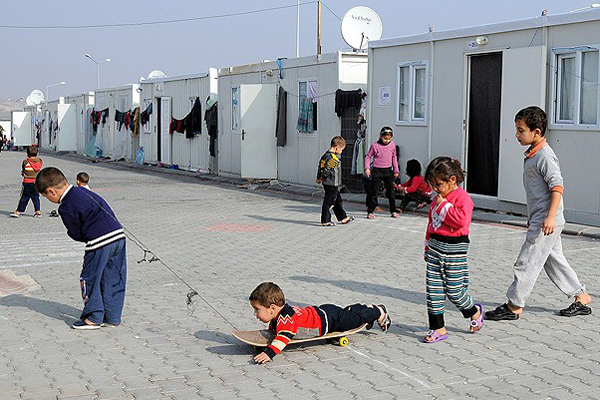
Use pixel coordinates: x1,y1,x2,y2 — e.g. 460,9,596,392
422,157,483,343
10,146,43,218
249,282,391,363
396,159,432,212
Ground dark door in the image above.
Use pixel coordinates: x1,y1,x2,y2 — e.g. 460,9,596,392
340,106,364,192
467,53,502,196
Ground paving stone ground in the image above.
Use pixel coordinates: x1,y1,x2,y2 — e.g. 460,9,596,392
1,151,599,400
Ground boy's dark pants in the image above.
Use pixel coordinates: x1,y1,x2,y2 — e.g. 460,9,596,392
80,239,127,325
16,182,41,213
320,303,381,332
321,184,347,223
367,167,397,213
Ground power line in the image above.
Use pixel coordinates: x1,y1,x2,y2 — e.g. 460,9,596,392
0,2,317,30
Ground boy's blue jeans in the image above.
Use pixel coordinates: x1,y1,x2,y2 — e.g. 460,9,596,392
80,239,127,325
17,182,40,213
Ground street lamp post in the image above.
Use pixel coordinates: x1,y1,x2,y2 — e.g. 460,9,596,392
84,54,111,89
46,81,66,102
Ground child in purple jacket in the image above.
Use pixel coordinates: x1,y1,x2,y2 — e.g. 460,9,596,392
364,127,400,218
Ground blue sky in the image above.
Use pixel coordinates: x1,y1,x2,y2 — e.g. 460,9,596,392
0,0,591,100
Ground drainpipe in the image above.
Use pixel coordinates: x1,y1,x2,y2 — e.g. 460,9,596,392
427,35,435,160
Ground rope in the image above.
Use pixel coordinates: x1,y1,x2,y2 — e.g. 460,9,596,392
82,190,238,329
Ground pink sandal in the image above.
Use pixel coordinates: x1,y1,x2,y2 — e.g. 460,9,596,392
423,330,448,343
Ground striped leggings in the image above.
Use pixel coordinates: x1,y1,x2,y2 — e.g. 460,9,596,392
426,236,477,330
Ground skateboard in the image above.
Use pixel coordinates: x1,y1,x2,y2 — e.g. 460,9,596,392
231,324,366,348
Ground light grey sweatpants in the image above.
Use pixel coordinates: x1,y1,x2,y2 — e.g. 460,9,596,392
506,225,586,307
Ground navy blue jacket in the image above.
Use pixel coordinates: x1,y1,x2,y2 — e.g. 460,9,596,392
59,186,126,251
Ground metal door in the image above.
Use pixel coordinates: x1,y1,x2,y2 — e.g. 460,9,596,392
240,84,277,179
58,104,77,151
497,46,547,203
160,97,172,164
11,111,33,146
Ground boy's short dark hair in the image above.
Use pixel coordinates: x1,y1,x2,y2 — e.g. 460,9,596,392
515,106,547,136
406,159,422,177
330,136,346,148
249,282,285,307
26,146,38,157
77,172,90,184
35,167,68,194
380,126,394,137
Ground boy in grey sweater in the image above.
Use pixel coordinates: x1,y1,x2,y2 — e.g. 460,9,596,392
316,136,354,226
486,106,592,321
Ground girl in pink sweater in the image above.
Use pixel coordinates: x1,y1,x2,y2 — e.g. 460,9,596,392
422,157,483,343
364,127,400,218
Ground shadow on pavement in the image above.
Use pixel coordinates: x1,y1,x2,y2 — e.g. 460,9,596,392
0,294,80,325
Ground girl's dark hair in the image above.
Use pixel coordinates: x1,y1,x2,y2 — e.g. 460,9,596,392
405,159,422,177
425,156,465,184
380,126,393,137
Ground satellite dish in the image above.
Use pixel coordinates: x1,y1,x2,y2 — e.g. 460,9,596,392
29,90,45,105
147,70,167,80
26,96,34,106
341,6,383,50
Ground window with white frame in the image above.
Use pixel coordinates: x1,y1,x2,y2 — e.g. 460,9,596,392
397,61,428,124
553,48,599,126
231,86,240,131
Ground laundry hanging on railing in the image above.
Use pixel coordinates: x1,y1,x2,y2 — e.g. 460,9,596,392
90,108,109,134
297,97,314,133
132,107,140,138
169,97,202,138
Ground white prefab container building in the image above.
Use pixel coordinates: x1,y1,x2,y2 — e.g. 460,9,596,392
138,68,218,171
368,11,600,226
217,51,368,186
62,93,95,155
93,85,140,161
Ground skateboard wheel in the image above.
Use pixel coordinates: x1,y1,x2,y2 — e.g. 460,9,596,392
339,337,349,347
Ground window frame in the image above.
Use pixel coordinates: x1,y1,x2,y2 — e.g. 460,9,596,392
298,78,318,134
396,60,429,126
550,46,600,130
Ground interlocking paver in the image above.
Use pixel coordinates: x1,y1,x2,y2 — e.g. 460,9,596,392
1,151,600,400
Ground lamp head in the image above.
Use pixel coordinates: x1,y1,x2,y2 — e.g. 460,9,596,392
105,58,111,62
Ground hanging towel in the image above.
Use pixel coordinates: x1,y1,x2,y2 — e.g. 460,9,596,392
276,86,287,147
334,89,362,117
170,118,185,134
308,81,318,103
204,100,218,157
132,107,140,138
141,103,152,125
297,97,314,133
185,97,202,139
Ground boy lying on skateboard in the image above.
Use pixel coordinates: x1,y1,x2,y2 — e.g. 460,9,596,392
249,282,392,364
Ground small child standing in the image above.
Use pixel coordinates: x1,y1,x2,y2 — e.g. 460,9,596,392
396,159,432,212
485,106,592,321
423,157,483,343
249,282,391,364
77,172,91,190
11,146,43,218
316,136,353,226
364,127,400,218
35,167,127,330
